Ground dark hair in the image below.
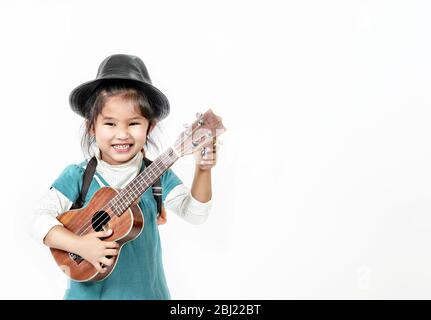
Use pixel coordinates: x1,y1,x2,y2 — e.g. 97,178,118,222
81,79,161,159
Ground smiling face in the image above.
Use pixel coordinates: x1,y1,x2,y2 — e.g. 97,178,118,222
90,95,151,165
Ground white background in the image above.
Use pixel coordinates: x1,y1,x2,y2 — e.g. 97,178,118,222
1,0,431,299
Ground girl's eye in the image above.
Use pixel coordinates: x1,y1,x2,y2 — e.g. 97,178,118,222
103,122,140,126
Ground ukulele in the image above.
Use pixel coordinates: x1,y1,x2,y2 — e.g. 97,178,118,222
50,109,226,282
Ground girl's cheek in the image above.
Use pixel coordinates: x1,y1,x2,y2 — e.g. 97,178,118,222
130,127,148,141
96,127,115,143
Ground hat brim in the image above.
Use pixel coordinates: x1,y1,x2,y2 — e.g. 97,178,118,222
69,77,170,120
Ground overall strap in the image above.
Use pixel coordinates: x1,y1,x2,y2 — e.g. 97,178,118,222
143,156,163,217
72,154,163,217
71,156,97,210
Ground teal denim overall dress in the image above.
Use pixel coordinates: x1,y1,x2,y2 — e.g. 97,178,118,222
50,158,182,300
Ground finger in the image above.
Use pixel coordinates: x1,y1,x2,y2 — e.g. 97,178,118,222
203,152,217,160
101,257,114,267
93,262,103,272
205,157,216,163
105,241,120,249
157,216,167,225
200,160,216,165
105,249,118,256
208,141,219,150
94,229,112,238
202,142,219,154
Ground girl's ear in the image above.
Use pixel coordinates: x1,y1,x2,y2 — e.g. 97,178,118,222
88,122,95,136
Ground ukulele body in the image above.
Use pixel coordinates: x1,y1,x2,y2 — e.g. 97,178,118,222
50,187,144,282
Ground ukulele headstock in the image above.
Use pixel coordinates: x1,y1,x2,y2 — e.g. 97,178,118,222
173,109,226,157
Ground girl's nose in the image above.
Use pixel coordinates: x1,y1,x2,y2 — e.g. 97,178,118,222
115,126,131,139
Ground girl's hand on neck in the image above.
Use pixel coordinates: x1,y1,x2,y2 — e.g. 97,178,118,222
193,137,219,171
190,137,219,203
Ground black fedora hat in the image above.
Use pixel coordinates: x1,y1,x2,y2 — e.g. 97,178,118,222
69,54,170,120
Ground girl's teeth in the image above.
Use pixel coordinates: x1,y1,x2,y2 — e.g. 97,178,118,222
113,144,130,150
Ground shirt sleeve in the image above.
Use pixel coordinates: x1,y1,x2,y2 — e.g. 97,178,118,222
29,164,83,244
164,183,212,225
29,188,74,244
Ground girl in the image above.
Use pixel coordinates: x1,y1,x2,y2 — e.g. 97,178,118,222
30,54,218,300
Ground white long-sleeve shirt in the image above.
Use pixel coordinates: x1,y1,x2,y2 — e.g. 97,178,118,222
30,149,211,244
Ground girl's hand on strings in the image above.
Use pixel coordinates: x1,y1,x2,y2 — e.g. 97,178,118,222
193,137,219,171
76,229,119,273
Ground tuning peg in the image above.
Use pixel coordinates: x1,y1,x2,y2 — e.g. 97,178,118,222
183,123,192,137
201,147,207,156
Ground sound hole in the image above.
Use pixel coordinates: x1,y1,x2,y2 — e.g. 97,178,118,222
92,210,111,232
68,211,112,266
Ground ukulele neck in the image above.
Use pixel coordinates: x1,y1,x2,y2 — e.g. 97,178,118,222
109,147,179,215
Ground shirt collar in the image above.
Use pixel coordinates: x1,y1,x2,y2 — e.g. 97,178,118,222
92,144,143,172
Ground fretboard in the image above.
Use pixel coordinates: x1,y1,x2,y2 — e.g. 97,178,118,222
109,147,179,215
